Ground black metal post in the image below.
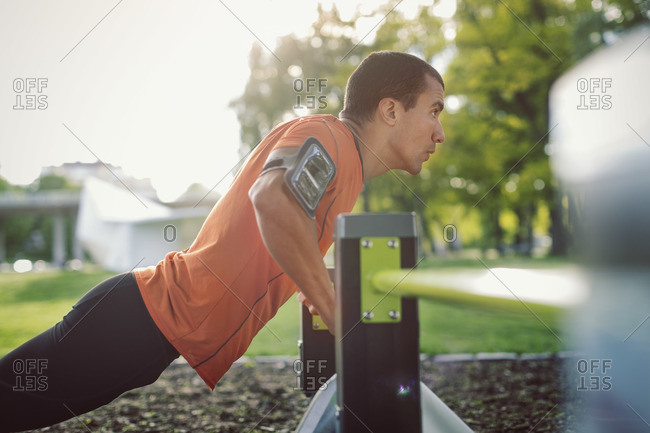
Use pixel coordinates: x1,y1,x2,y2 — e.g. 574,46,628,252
334,213,421,433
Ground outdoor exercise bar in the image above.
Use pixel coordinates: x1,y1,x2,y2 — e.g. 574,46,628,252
295,212,593,433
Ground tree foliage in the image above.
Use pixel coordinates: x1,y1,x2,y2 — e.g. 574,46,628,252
229,5,367,152
230,0,648,255
0,174,78,263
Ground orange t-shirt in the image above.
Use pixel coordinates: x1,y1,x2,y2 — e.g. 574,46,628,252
134,115,363,389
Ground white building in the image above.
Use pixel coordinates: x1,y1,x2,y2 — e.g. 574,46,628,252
76,177,211,271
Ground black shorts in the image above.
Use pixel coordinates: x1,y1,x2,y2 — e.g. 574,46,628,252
0,272,179,432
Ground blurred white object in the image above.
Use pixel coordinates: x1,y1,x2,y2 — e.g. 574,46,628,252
13,259,32,273
549,24,650,184
550,24,650,433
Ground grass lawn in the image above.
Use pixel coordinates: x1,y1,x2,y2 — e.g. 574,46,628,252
0,258,569,358
0,269,115,356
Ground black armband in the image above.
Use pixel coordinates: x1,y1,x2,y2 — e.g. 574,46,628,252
260,137,336,218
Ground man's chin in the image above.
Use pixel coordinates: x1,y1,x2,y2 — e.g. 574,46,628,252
395,162,423,176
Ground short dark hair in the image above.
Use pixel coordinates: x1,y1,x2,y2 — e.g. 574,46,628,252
339,51,444,123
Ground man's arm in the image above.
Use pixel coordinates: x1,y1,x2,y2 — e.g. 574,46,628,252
249,168,336,333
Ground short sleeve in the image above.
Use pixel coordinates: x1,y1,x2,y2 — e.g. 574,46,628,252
271,117,341,191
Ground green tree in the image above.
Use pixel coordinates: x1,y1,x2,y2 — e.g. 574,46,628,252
28,175,78,262
571,0,650,59
440,0,574,254
229,5,365,152
373,0,646,255
0,177,35,262
230,0,647,255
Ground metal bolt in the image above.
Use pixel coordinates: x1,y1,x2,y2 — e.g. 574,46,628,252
313,322,320,329
363,311,374,320
389,310,400,320
387,239,399,248
335,405,342,418
361,239,373,248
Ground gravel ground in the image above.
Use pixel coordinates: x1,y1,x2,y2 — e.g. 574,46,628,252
26,356,582,433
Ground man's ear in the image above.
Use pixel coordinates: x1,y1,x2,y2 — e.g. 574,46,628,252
377,97,399,126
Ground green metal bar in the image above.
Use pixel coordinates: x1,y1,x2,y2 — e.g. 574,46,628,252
370,268,588,314
360,236,402,323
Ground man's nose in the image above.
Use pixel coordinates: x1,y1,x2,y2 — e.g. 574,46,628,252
433,124,445,144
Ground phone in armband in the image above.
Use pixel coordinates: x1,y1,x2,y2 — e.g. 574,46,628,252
285,137,336,218
261,137,337,218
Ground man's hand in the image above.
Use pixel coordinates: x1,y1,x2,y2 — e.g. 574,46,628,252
297,291,318,315
249,166,336,333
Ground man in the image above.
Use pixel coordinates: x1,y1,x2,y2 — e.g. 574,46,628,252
0,50,445,432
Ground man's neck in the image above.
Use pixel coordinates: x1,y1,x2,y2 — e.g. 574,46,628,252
340,117,389,182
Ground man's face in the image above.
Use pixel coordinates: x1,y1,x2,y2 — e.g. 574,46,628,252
391,75,446,175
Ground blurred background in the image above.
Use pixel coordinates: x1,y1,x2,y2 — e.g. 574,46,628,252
1,0,648,272
0,0,648,356
1,4,649,430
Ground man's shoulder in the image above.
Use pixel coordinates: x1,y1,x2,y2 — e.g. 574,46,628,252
272,114,341,132
280,115,353,144
263,115,357,168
